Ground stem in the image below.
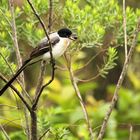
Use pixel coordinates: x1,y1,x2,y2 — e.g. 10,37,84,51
123,0,128,59
30,111,37,140
97,18,140,140
48,0,53,32
0,124,11,140
65,54,94,140
9,1,30,138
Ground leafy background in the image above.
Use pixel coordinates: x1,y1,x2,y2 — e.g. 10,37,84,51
0,0,140,139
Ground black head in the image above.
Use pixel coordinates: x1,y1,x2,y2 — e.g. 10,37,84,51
58,28,72,38
58,28,77,40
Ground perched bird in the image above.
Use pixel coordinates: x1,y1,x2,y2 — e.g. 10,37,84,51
0,28,77,95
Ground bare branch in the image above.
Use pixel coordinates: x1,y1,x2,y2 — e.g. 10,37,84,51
26,0,55,110
34,61,46,101
0,124,11,140
123,0,128,59
39,128,50,140
9,0,24,84
0,73,31,112
25,1,55,140
0,52,32,102
9,1,31,138
97,18,140,140
64,53,94,140
129,124,133,140
48,0,53,32
76,73,100,83
32,61,55,110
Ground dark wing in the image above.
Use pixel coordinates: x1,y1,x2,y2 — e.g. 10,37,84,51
30,36,60,59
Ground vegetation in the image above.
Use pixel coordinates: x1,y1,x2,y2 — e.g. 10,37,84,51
0,0,140,139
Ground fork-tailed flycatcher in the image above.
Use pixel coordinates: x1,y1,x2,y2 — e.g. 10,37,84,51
0,28,77,96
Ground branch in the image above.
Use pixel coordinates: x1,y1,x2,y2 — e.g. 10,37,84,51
97,18,140,140
39,128,50,140
34,61,46,101
26,0,55,110
0,124,11,140
32,61,55,110
123,0,128,59
48,0,53,32
0,73,31,112
0,52,32,102
25,1,55,140
9,1,31,138
9,0,25,84
64,53,94,140
129,124,133,140
26,0,54,61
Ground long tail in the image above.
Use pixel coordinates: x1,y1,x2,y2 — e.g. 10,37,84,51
0,59,31,96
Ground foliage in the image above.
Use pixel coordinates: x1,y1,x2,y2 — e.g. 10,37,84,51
0,0,140,140
99,47,118,78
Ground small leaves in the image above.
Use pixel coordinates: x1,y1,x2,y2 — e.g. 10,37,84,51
99,47,118,78
0,47,16,76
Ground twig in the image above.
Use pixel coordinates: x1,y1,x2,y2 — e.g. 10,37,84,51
76,73,100,83
9,1,30,138
0,124,11,140
26,1,55,140
34,61,46,101
0,52,32,102
48,0,53,32
0,73,31,112
39,128,50,140
97,18,140,140
26,0,55,110
129,124,133,140
32,61,55,110
26,0,53,61
75,49,107,72
123,0,128,59
65,53,94,140
9,0,24,83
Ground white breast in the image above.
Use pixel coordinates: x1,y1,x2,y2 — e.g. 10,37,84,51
42,36,70,60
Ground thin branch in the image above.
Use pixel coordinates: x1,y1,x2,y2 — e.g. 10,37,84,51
129,124,133,140
9,0,24,84
39,128,50,140
26,1,55,140
0,8,12,28
0,118,21,127
34,61,46,101
64,53,94,140
26,0,54,62
76,73,100,83
123,0,128,59
0,73,31,112
0,52,32,102
75,49,107,72
32,61,55,110
0,124,11,140
9,1,30,138
48,0,53,32
97,18,140,140
26,0,55,110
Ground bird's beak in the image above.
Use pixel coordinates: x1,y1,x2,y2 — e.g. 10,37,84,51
69,33,78,40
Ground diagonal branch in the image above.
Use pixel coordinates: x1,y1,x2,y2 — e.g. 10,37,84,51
97,18,140,140
123,0,128,59
0,73,31,112
9,1,30,138
26,0,55,110
64,53,94,140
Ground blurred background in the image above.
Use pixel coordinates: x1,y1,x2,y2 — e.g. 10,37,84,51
0,0,140,139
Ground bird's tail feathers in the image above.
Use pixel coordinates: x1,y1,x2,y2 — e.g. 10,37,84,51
0,59,31,96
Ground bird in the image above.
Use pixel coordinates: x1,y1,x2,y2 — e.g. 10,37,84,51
0,28,77,96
